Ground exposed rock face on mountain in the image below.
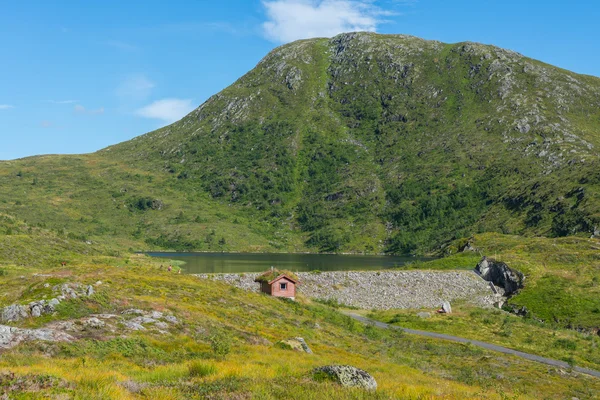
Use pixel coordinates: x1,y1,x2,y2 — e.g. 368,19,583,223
476,256,524,295
1,32,599,254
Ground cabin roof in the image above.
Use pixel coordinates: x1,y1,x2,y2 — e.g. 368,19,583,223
254,269,299,284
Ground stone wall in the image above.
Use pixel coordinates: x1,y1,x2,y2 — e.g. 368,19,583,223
195,270,499,310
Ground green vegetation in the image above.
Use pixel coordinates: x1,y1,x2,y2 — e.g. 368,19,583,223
366,305,600,370
254,269,299,283
1,33,599,255
436,233,600,331
0,32,599,397
0,256,598,399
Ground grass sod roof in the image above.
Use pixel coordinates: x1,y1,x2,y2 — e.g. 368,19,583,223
254,269,299,284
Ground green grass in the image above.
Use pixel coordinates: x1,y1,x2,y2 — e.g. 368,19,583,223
0,256,598,398
366,304,600,370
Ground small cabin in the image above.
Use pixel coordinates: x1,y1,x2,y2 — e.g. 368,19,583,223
254,269,299,300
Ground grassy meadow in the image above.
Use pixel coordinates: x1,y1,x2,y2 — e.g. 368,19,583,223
0,249,598,399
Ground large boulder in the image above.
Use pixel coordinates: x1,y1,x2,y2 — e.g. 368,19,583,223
476,257,524,295
1,305,29,322
313,365,377,390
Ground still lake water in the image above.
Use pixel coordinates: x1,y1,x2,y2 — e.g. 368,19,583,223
146,252,430,274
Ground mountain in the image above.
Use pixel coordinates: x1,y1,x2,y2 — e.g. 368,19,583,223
2,32,600,254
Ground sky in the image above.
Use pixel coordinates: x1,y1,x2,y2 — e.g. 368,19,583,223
1,0,599,160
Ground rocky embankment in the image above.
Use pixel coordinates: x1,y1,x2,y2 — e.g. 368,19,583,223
195,270,500,310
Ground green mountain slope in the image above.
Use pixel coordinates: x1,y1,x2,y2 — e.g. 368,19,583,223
1,32,600,254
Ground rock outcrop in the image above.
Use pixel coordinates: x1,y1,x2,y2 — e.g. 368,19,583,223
476,257,524,295
0,282,100,323
0,325,74,349
313,365,377,390
277,337,312,354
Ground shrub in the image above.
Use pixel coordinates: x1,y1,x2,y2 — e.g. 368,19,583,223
188,361,217,378
209,332,231,359
553,338,577,351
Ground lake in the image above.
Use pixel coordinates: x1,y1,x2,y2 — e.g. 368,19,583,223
145,252,430,274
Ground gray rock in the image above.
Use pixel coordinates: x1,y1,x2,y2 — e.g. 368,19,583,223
30,304,43,318
48,298,60,307
164,315,178,324
278,337,313,354
1,305,29,322
58,284,79,299
86,285,94,296
417,312,431,319
194,270,498,310
84,317,105,329
314,365,377,390
459,241,477,252
122,309,145,316
154,321,169,330
294,337,312,354
476,256,524,295
441,301,452,314
150,311,163,319
131,316,157,325
123,321,146,331
0,324,74,349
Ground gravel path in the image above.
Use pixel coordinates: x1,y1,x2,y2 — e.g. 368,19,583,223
195,270,501,309
344,312,600,379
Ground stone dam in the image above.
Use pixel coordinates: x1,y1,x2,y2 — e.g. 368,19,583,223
195,270,500,310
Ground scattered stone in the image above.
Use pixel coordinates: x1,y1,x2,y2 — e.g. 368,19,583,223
417,312,431,319
278,337,312,353
130,316,157,325
30,304,42,318
313,365,377,390
459,240,477,252
0,325,74,349
83,318,105,329
43,283,50,288
154,322,169,330
164,315,178,324
476,257,524,295
150,311,163,319
123,321,145,331
441,301,452,314
1,305,29,323
119,380,149,394
86,285,94,296
48,298,60,307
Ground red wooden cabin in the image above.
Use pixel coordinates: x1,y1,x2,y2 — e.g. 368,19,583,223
254,269,299,300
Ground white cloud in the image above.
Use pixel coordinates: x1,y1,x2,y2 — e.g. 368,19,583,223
116,75,155,102
0,104,14,110
135,98,195,123
262,0,385,43
74,104,105,115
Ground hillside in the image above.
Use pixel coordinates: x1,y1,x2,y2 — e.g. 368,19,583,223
0,255,598,399
1,32,600,254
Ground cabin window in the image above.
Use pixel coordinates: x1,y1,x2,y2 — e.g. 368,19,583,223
280,283,287,291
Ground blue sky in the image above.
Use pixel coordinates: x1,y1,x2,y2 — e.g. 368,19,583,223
1,0,599,160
